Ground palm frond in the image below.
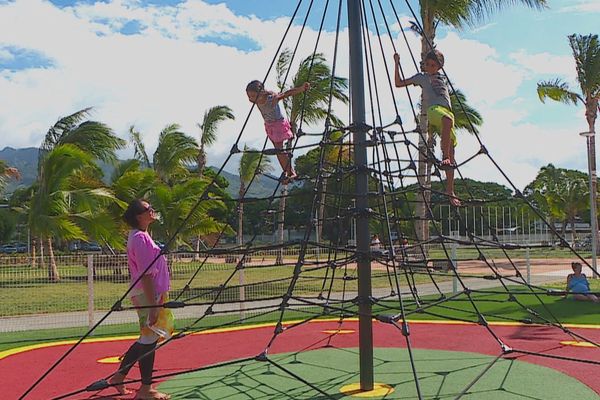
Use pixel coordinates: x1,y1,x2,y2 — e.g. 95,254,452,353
451,89,483,134
239,146,273,185
428,0,548,28
276,49,293,92
129,125,151,168
536,79,581,105
60,121,125,164
41,108,93,153
112,168,158,203
284,52,349,131
199,106,235,147
153,124,198,184
568,33,600,99
111,159,141,184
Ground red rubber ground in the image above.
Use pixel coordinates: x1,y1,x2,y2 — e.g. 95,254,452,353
2,320,599,399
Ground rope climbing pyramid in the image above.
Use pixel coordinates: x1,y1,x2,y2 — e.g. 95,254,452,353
19,1,600,399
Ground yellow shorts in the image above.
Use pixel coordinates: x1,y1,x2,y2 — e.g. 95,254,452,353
133,292,174,343
427,105,457,147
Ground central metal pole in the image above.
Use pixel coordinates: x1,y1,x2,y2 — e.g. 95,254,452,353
348,0,374,390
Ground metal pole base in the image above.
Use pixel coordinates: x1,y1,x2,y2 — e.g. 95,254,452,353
339,383,395,397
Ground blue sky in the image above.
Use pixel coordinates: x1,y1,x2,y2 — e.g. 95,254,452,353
0,0,599,189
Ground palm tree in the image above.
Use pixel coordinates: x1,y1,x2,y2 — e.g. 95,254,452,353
194,106,235,255
450,89,483,134
152,124,199,185
124,126,231,250
526,165,589,243
129,123,199,185
39,108,125,164
275,49,349,263
537,34,600,139
197,106,235,176
129,126,151,169
30,145,113,281
413,0,547,240
149,179,232,248
537,34,600,249
317,129,353,242
238,146,272,306
238,146,273,248
35,108,125,274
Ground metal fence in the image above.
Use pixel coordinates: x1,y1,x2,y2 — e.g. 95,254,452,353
0,248,348,332
0,245,581,333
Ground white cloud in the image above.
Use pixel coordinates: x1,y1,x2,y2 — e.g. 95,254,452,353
0,47,13,62
471,22,497,33
0,0,589,191
559,1,600,13
439,32,526,106
509,50,576,81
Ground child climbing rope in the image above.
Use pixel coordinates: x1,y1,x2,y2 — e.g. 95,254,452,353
246,80,310,183
393,49,460,207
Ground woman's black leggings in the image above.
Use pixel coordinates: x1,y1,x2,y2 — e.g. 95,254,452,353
117,341,157,385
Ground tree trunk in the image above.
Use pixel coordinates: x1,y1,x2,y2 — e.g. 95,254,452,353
31,237,37,268
415,12,436,242
276,184,287,265
47,237,60,281
317,177,327,242
198,145,206,177
237,182,245,249
586,99,598,256
195,146,207,260
237,185,245,308
39,236,45,270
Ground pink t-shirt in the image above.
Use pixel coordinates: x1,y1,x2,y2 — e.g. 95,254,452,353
127,230,170,296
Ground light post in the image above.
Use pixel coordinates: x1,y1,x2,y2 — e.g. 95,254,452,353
580,131,598,278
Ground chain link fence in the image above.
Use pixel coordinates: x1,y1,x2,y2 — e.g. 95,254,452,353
0,244,581,333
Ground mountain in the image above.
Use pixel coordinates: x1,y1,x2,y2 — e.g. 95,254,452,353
210,167,282,199
0,147,281,199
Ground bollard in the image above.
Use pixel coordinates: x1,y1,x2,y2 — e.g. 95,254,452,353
451,243,458,294
87,255,94,329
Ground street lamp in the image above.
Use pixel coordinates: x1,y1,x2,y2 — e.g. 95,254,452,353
579,131,598,278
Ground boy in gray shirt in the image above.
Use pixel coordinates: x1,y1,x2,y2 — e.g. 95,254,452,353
393,49,460,207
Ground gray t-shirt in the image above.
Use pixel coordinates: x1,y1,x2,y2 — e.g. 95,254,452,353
257,94,284,122
406,72,451,110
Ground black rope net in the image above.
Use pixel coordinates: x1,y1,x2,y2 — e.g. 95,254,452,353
22,1,600,399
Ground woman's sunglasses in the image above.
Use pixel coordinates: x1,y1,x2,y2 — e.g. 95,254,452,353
138,205,155,215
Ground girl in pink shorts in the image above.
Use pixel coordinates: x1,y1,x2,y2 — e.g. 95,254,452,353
246,80,310,182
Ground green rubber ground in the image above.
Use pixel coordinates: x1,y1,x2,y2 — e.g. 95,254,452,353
157,347,598,399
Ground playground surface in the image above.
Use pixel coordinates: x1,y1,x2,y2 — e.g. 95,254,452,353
3,319,600,399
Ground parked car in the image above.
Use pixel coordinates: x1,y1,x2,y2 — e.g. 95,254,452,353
0,243,27,254
0,244,17,254
69,241,102,252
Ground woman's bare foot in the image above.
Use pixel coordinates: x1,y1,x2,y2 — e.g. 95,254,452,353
109,373,132,395
135,387,171,400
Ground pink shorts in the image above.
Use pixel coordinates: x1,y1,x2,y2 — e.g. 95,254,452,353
265,119,293,144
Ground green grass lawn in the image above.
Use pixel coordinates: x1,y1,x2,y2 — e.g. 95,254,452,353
0,261,448,316
2,286,597,354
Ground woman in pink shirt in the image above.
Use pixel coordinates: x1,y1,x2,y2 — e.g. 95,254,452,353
110,199,172,400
